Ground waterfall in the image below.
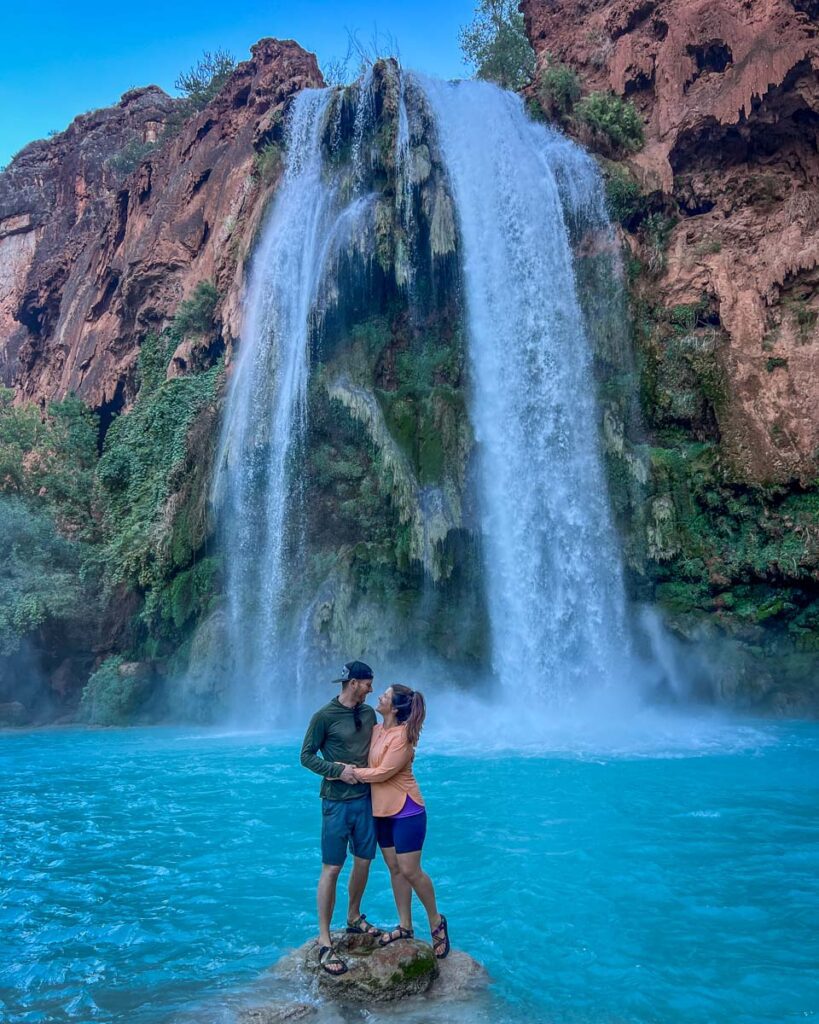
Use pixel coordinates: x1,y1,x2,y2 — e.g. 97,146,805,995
213,88,337,719
212,67,636,719
417,76,630,699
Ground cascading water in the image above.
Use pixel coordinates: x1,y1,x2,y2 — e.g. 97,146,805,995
213,67,639,720
417,76,630,699
213,88,337,719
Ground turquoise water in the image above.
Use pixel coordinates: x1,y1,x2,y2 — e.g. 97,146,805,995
2,720,818,1023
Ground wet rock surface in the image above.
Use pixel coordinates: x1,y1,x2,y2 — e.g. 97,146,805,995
273,932,488,1006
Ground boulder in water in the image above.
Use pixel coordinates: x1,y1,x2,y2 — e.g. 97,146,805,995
273,932,487,1004
430,949,490,999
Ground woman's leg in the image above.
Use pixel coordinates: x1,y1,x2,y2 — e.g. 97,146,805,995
381,844,413,933
395,849,441,931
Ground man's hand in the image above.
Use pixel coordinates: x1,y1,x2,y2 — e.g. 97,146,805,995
339,765,358,784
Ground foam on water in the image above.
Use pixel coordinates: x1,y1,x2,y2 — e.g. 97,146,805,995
2,725,818,1024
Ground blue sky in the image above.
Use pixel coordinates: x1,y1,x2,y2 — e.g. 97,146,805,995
0,0,476,167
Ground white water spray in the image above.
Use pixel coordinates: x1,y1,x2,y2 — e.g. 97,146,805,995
418,77,630,699
213,89,337,718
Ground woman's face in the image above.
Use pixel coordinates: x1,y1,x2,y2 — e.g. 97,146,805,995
376,686,394,716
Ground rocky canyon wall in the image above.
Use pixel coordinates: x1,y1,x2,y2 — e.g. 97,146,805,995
0,39,322,415
523,0,819,710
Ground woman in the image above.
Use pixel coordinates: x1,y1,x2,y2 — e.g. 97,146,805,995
344,684,450,959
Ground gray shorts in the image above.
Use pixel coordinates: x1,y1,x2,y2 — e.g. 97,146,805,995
321,793,377,866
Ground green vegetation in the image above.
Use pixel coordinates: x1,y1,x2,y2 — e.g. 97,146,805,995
669,298,710,334
103,49,239,177
79,656,155,726
604,223,819,704
379,339,465,486
0,496,93,657
174,49,236,111
536,59,581,118
692,238,722,258
0,388,98,535
107,137,157,176
642,211,676,275
766,356,788,372
252,142,283,184
0,389,101,658
171,280,218,338
459,0,536,90
96,323,223,655
0,277,224,705
575,91,645,153
791,302,817,343
604,165,644,226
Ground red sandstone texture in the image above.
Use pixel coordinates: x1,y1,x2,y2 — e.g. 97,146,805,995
523,0,819,482
0,39,322,414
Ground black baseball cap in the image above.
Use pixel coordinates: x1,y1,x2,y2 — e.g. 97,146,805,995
332,660,374,683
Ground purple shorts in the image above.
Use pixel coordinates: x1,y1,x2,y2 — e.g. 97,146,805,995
375,809,427,854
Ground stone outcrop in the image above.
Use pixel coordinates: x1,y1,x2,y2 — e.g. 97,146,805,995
522,0,819,483
273,932,488,1005
0,39,322,416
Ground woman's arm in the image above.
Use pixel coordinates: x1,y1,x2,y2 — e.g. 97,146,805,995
353,735,413,783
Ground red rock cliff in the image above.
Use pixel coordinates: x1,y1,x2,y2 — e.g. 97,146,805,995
0,39,322,416
522,0,819,483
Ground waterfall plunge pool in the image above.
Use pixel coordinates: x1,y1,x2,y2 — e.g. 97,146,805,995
2,719,818,1024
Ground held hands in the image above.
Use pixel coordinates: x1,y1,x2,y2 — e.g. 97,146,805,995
337,763,360,785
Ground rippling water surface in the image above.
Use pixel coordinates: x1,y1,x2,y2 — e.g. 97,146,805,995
2,720,818,1023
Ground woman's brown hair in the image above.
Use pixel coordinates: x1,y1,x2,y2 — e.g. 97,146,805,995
391,683,426,747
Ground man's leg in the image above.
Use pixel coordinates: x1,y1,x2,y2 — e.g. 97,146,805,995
347,856,371,923
347,794,378,925
319,800,348,950
318,863,342,948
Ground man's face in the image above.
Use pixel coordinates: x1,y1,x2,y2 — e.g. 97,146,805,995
348,676,373,704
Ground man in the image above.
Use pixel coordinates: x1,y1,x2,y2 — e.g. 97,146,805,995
300,659,381,975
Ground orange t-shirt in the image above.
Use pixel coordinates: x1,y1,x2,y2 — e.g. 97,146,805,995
353,723,425,817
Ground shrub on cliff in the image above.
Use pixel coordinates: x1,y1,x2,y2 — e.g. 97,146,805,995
171,281,219,338
107,137,156,176
604,166,644,227
95,312,223,662
460,0,536,90
174,49,236,111
536,59,581,119
575,92,644,154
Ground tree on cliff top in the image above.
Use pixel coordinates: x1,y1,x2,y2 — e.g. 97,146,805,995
175,49,236,111
460,0,535,91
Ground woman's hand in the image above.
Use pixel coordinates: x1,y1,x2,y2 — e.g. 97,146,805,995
335,762,359,784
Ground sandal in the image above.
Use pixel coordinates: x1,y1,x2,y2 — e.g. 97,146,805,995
346,913,382,937
318,944,348,976
379,925,414,946
431,914,450,959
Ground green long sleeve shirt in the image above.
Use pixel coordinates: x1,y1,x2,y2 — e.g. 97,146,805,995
300,697,377,801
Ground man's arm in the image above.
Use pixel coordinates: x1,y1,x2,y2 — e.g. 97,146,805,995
300,711,345,779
